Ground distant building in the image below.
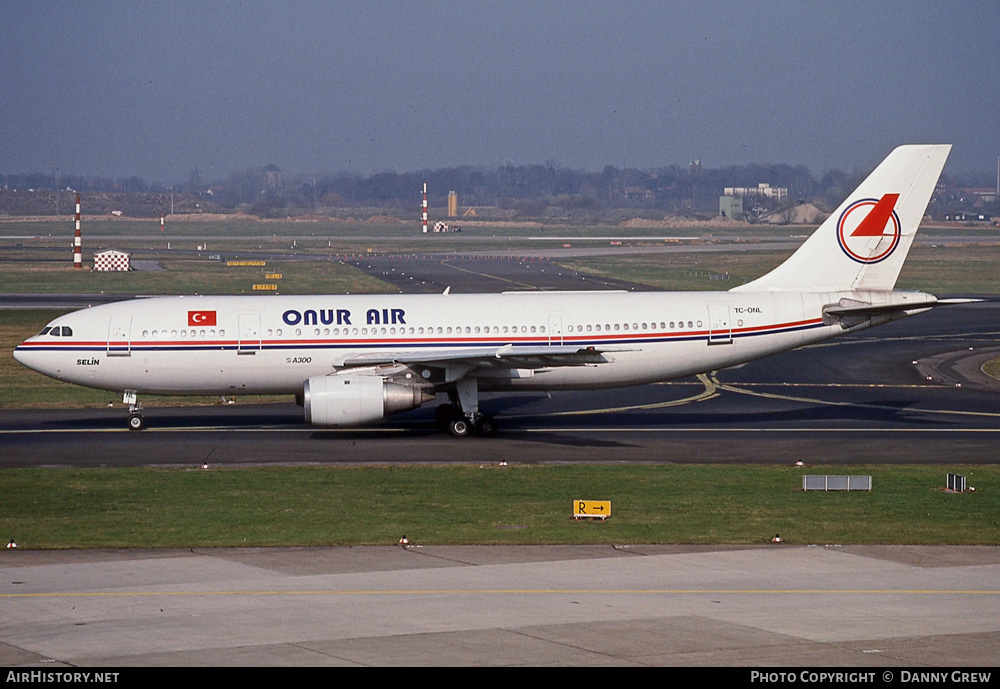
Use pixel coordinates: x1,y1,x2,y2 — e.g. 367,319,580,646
945,212,992,222
719,195,744,219
959,188,998,204
263,164,283,190
623,186,655,201
94,249,130,272
724,183,788,201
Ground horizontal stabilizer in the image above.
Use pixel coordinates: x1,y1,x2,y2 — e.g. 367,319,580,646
823,294,984,320
935,298,984,306
824,295,938,318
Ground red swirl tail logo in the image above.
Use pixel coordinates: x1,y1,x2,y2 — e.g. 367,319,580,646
836,193,901,264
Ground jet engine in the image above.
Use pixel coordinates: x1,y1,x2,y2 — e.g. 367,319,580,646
303,373,433,426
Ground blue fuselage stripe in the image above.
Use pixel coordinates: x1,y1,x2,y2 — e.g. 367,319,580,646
15,320,826,355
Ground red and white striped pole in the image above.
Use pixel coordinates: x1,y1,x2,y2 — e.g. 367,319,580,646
73,195,82,269
421,182,428,233
160,214,165,232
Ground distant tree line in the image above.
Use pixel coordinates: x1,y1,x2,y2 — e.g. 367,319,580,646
2,161,995,219
292,162,835,215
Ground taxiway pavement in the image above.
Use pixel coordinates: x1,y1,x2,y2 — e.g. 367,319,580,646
2,545,998,666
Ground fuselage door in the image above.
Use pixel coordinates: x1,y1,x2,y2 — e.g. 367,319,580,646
238,313,261,355
707,303,733,345
547,314,564,345
107,314,132,357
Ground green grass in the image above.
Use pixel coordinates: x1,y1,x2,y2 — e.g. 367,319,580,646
2,219,422,239
1,464,996,548
558,251,787,290
0,230,785,268
897,244,1000,294
6,226,1000,295
982,358,1000,380
558,244,1000,294
0,256,394,295
0,218,771,239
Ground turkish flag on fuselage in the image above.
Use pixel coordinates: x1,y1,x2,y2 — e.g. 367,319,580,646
187,311,217,326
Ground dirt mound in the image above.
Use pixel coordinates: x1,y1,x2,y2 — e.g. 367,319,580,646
367,214,405,224
760,203,827,225
618,215,753,228
163,212,260,222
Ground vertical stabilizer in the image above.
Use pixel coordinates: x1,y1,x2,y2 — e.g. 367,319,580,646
732,145,951,293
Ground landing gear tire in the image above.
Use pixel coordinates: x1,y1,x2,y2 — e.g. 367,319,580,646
127,413,145,431
475,414,498,438
448,416,472,438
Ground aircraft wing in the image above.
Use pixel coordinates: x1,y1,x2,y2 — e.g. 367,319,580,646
334,344,630,369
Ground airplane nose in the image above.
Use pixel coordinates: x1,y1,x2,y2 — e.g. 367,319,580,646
13,343,40,372
13,341,71,382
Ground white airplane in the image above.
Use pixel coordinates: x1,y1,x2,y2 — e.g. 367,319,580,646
15,144,961,436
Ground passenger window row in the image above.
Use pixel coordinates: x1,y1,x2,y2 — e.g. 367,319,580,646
142,329,225,338
127,320,707,341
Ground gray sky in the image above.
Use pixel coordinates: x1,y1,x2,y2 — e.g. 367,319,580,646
2,0,998,183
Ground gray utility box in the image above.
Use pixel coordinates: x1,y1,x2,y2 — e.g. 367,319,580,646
802,475,872,491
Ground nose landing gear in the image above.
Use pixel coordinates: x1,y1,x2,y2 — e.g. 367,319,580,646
123,390,145,431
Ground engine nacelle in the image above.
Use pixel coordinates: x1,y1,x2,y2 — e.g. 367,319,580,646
303,374,431,426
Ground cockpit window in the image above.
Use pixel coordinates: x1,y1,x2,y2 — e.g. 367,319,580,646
45,326,73,337
61,326,73,336
38,327,52,336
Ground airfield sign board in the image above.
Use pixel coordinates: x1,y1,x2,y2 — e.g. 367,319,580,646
574,500,611,520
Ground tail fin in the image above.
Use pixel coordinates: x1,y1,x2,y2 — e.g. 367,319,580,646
732,144,951,293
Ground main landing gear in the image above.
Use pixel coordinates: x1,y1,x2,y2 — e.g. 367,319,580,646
435,404,498,438
123,390,145,431
436,377,497,438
